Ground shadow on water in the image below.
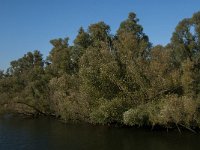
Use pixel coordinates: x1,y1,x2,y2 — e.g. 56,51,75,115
0,114,200,150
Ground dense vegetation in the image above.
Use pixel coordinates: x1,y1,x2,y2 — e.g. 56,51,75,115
1,12,200,130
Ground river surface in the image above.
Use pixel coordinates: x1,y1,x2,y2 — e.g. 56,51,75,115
0,114,200,150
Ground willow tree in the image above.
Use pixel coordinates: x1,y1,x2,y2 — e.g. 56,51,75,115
171,11,200,97
47,37,87,121
1,50,51,115
112,12,151,104
72,27,91,73
47,38,75,76
79,22,114,103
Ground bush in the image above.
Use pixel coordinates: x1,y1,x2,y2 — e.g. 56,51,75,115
49,74,89,122
123,95,200,127
90,98,130,124
159,95,199,127
123,105,149,126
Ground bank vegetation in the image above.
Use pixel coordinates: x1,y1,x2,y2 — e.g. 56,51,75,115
1,12,200,131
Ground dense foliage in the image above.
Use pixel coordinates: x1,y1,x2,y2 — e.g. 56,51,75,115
1,12,200,129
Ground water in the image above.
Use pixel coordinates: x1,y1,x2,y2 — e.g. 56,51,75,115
0,115,200,150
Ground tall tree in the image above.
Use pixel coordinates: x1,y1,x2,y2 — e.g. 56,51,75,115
171,11,200,97
112,12,151,104
48,38,73,75
72,27,91,73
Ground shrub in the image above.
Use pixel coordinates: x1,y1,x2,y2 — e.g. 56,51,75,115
123,95,200,128
123,105,149,126
90,98,129,124
159,95,199,127
49,74,89,122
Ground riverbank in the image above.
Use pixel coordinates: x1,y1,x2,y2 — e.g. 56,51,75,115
0,112,199,134
1,11,200,136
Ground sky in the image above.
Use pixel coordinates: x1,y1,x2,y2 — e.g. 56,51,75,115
0,0,200,70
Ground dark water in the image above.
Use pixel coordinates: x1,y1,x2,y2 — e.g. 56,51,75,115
0,115,200,150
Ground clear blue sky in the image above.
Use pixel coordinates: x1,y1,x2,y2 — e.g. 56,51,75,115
0,0,200,70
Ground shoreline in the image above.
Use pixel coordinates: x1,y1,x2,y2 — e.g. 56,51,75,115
0,112,198,133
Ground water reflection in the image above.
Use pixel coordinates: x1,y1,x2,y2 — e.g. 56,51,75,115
0,115,199,150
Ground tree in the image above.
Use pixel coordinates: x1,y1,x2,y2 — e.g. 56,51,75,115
112,12,151,104
79,22,117,103
171,11,200,63
148,45,182,98
0,70,4,79
72,27,91,73
2,51,51,115
48,38,73,75
171,11,200,97
74,27,91,50
116,12,150,60
1,11,200,128
88,21,111,46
